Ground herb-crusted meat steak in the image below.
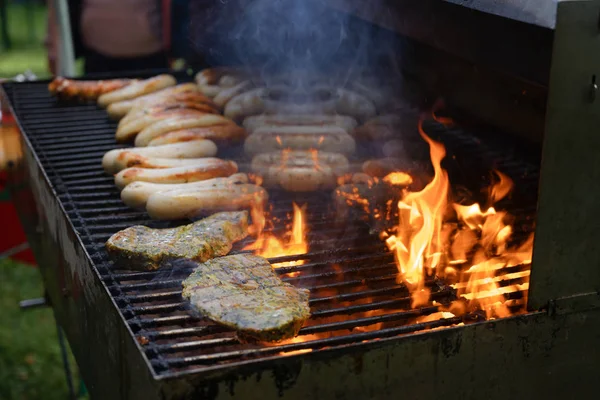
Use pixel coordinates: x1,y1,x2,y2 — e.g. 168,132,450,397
106,211,248,270
182,254,311,341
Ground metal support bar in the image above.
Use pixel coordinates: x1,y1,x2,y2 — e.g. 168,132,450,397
0,242,30,259
53,0,76,77
19,297,48,309
56,321,76,400
529,0,600,310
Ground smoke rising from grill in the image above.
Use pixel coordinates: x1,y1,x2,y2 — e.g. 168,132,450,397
190,0,400,88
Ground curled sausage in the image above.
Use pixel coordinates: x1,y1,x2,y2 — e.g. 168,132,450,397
121,173,249,209
120,99,219,126
97,74,177,107
102,140,218,174
223,88,267,121
133,114,237,146
244,125,356,156
147,125,247,146
195,67,254,98
112,155,229,170
251,150,349,192
106,84,205,119
213,80,254,109
116,107,217,142
49,77,135,100
243,114,358,134
146,183,268,220
114,160,239,189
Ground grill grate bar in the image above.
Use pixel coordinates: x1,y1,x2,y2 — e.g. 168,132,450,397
156,317,463,369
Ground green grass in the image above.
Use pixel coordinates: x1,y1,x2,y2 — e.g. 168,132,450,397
0,259,86,400
0,3,50,78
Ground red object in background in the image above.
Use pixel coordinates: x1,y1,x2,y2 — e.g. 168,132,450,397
1,112,36,266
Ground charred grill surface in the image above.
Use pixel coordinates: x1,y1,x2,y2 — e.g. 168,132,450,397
2,81,539,378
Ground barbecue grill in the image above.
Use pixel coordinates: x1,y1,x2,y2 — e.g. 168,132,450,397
3,1,600,399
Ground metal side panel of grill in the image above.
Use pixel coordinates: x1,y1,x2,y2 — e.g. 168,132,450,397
2,79,600,400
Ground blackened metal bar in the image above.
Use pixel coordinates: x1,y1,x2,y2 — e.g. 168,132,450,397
163,317,463,367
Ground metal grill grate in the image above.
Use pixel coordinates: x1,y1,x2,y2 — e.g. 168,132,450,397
3,80,539,378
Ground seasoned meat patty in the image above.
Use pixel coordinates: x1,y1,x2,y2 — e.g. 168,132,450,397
106,211,248,270
182,254,311,342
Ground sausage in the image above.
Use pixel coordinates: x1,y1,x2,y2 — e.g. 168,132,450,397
102,140,218,174
134,114,237,146
119,99,219,126
243,125,356,156
106,83,204,119
213,80,254,108
335,88,377,122
115,108,215,142
251,150,350,192
114,161,239,189
147,125,248,146
121,173,249,209
145,183,268,220
49,77,135,100
223,88,267,121
195,67,254,98
112,155,230,170
97,74,177,107
243,114,358,134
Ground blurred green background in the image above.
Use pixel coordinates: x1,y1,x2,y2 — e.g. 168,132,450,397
0,0,50,78
0,259,86,400
1,2,87,399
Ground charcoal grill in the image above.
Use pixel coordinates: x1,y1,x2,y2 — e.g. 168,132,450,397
3,1,600,399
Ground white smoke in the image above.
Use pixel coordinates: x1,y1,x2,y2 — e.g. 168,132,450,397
191,0,401,89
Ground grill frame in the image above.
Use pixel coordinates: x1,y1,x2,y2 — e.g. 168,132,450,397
2,40,599,397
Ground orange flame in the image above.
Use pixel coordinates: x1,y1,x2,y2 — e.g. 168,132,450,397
385,118,449,288
489,169,514,205
245,203,308,268
382,113,533,322
450,167,532,318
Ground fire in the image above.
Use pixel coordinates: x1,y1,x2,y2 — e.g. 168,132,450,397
385,118,449,288
245,202,308,267
489,170,514,205
383,116,534,321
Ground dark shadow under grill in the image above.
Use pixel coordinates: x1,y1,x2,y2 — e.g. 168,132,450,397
3,81,540,378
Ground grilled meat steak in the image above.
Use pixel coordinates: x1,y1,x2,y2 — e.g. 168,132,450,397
182,254,311,342
106,211,249,270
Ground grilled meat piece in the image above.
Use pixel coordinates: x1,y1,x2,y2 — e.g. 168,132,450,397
182,254,311,341
106,211,249,270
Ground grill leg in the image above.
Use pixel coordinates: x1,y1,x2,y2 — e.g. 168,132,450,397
56,321,76,400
